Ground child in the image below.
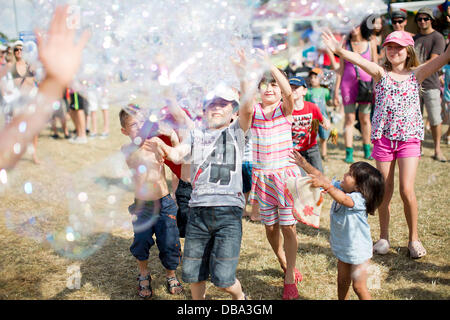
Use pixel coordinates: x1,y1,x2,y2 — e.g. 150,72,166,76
305,68,333,161
322,30,450,258
119,106,183,299
290,76,330,173
233,49,303,300
291,151,385,300
149,86,248,300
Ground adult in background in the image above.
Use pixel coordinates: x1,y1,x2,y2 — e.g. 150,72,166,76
334,16,378,163
11,40,40,164
414,7,447,162
390,10,414,36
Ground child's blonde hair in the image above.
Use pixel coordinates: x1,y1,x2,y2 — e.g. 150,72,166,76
384,45,420,71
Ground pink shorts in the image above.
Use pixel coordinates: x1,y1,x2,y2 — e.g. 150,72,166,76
371,136,421,162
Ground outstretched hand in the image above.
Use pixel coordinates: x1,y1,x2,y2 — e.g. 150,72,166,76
36,5,90,87
321,30,345,56
306,173,330,189
289,150,308,168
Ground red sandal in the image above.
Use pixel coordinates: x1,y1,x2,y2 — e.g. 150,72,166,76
281,266,303,284
282,283,299,300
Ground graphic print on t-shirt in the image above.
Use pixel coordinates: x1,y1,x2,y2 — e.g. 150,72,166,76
193,130,236,187
292,112,313,150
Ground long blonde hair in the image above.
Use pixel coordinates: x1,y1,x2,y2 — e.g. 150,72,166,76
384,45,420,71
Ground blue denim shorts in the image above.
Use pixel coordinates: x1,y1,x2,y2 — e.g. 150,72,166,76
242,161,253,194
182,206,243,288
129,195,181,270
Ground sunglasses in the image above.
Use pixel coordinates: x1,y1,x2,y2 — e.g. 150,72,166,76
14,48,22,52
392,19,405,24
416,17,431,22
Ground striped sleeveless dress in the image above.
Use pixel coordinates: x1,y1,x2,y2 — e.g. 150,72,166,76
249,103,300,224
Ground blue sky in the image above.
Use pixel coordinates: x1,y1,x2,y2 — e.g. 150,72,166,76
0,0,34,40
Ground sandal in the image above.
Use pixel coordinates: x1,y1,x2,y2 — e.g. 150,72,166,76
373,239,390,255
282,283,299,300
137,274,152,299
408,240,427,259
281,266,303,284
166,276,183,294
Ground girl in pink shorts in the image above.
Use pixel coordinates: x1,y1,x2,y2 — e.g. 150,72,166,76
323,30,450,259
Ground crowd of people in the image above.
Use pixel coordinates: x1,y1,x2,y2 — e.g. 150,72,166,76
0,5,449,301
0,39,110,162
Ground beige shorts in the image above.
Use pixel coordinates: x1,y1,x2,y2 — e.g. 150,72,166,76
420,88,442,126
344,103,372,115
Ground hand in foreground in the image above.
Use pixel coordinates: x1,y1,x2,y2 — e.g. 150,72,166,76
36,5,90,87
289,150,308,168
143,137,166,163
307,173,330,189
321,30,345,56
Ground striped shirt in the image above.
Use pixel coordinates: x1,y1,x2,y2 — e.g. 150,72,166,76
251,103,296,170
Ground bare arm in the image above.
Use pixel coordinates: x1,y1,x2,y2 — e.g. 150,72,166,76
415,45,450,84
271,64,294,116
290,150,354,207
322,30,384,83
333,58,344,106
231,48,255,133
289,150,323,177
144,137,191,165
326,47,340,71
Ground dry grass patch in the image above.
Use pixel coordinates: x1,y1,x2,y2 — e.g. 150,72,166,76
0,106,448,300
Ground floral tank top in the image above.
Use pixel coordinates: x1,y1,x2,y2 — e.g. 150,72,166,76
371,72,424,142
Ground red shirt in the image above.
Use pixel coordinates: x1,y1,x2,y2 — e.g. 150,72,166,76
291,101,323,152
158,135,182,179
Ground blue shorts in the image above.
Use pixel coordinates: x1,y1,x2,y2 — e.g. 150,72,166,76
129,195,181,270
182,206,243,288
242,161,253,194
318,124,330,140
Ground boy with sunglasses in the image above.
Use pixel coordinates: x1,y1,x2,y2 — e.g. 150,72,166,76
414,7,447,162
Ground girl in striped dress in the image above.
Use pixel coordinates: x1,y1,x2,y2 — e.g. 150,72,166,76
233,49,302,300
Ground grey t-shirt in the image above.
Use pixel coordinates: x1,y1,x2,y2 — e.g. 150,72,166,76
186,119,246,208
414,31,446,90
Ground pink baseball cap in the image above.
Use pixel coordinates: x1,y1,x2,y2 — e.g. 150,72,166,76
382,31,414,47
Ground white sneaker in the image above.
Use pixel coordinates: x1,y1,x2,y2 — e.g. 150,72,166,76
69,136,88,144
373,239,390,255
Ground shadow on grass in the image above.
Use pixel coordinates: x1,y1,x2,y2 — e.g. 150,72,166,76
372,247,450,291
295,222,330,241
49,233,188,300
393,287,449,300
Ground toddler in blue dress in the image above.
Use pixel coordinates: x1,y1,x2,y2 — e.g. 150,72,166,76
290,150,385,300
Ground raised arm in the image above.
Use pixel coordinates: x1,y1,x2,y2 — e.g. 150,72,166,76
415,45,450,84
289,150,322,177
322,30,384,83
231,48,255,133
290,150,354,207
